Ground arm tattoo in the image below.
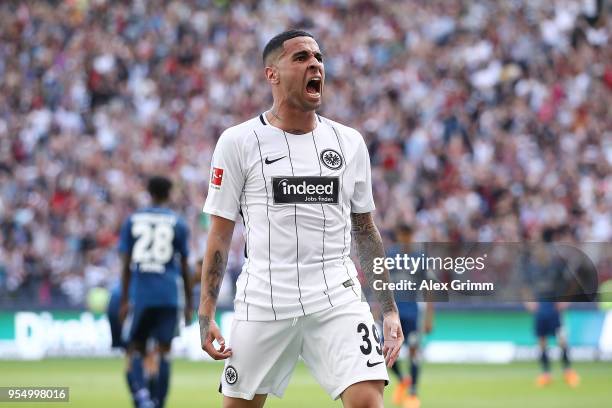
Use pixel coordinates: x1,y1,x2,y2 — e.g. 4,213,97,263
199,315,211,344
351,213,398,316
204,250,226,303
198,219,235,348
199,250,227,346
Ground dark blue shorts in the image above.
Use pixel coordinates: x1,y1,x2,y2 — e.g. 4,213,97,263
124,306,179,346
535,313,561,338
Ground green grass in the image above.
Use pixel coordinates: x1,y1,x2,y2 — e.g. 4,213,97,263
0,359,610,407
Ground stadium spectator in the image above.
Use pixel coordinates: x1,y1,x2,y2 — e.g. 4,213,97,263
0,0,610,308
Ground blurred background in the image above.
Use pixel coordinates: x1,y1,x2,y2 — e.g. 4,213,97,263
0,0,610,406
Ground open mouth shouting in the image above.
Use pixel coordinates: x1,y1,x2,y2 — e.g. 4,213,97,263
305,76,322,99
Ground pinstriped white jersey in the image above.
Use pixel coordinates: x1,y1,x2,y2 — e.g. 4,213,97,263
203,113,375,321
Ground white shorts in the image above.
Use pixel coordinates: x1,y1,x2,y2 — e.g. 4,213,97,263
220,300,389,400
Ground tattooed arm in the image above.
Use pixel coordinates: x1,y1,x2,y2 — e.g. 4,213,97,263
351,212,403,367
198,215,235,360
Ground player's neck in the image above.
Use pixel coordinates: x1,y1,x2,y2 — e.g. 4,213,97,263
266,105,317,135
151,199,167,207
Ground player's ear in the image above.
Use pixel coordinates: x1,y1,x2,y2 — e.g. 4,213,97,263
265,66,279,85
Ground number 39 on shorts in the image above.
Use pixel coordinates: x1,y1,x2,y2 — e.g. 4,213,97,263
357,323,383,356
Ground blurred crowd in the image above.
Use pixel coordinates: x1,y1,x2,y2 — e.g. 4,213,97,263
0,0,610,308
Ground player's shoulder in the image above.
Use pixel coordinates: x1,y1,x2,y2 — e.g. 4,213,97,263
133,207,182,223
219,115,266,143
158,207,186,225
122,210,137,225
318,115,365,143
134,206,167,216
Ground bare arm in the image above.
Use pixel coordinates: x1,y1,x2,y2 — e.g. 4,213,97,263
119,252,131,323
180,255,193,325
351,212,398,315
193,257,203,285
198,215,235,359
351,212,403,366
522,287,537,312
424,301,434,334
423,280,435,333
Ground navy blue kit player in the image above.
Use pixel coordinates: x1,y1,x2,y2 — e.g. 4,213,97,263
522,234,579,388
119,176,192,408
108,281,160,406
387,225,434,408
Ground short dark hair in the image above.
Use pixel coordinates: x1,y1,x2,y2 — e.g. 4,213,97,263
147,176,172,202
262,29,314,65
396,224,413,235
541,227,555,243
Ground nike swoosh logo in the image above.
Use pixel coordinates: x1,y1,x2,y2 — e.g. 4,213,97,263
366,360,384,367
265,156,286,165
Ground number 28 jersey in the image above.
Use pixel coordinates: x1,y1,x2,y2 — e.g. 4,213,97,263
204,114,375,321
118,207,190,308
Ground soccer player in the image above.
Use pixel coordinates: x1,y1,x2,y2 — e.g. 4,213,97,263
522,232,579,388
387,225,434,408
198,30,403,408
119,176,192,408
107,281,160,406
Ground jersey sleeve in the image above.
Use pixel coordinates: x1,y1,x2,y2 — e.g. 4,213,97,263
350,136,376,213
118,217,133,255
203,130,244,221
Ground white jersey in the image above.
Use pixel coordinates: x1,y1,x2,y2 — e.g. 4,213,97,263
203,113,375,321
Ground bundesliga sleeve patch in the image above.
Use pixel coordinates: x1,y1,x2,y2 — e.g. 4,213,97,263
210,167,224,188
